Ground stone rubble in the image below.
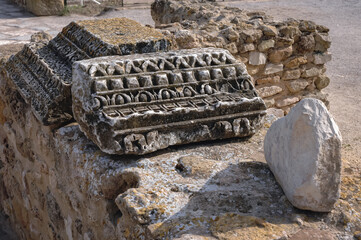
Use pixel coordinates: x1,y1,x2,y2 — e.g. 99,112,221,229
264,98,342,212
151,0,331,114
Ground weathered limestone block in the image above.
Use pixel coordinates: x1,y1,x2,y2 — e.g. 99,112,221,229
72,48,267,155
258,39,275,52
4,18,170,125
268,46,293,64
264,98,342,212
257,86,283,98
264,63,283,75
282,69,301,81
275,96,299,108
285,79,309,93
313,53,332,65
315,75,330,90
249,52,267,66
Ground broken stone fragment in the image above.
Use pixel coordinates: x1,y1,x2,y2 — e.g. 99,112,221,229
264,98,342,212
285,79,309,93
314,75,330,90
258,39,275,52
257,86,283,98
268,46,293,63
249,52,267,65
264,63,283,75
72,48,267,155
313,53,332,65
4,18,170,125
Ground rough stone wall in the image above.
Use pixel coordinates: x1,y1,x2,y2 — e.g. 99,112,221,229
1,59,360,239
11,0,64,16
151,0,331,114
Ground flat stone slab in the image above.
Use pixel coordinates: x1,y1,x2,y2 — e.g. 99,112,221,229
264,98,342,212
4,18,170,125
72,48,267,155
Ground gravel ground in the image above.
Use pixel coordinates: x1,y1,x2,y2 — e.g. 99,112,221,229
0,0,360,238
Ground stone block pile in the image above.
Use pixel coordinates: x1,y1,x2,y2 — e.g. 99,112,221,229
151,0,332,114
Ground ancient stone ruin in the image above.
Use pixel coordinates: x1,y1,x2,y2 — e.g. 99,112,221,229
72,48,266,155
6,18,170,125
0,4,359,240
151,0,332,114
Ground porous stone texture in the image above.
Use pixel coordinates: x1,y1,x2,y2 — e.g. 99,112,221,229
1,73,359,239
0,60,359,238
4,18,170,125
12,0,64,16
151,0,332,114
264,98,342,212
72,48,266,155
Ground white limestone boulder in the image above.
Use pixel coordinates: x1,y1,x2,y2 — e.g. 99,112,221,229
264,98,342,212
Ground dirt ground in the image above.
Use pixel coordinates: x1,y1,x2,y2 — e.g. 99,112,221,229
0,0,360,238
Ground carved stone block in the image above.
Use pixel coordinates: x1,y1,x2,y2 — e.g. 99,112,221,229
72,48,267,155
5,18,170,125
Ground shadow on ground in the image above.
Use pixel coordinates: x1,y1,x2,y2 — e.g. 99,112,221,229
150,161,330,239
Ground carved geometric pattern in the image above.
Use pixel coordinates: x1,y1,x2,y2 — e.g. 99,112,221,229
5,18,170,125
72,48,267,155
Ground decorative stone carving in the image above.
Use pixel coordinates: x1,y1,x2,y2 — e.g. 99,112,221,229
5,18,170,125
72,48,267,155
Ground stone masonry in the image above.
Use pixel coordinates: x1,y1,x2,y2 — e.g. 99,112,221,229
72,48,266,155
1,6,359,240
151,0,332,114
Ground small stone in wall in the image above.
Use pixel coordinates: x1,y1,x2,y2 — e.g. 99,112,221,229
286,79,309,93
282,69,301,80
264,98,341,212
284,56,308,69
247,65,262,75
258,39,275,52
225,42,238,54
257,86,283,98
261,24,278,37
313,53,332,65
279,26,301,39
240,29,263,43
264,63,283,75
249,52,267,65
302,67,322,78
174,30,200,49
256,75,281,85
264,99,275,108
314,32,331,52
240,43,255,53
222,27,239,42
314,75,330,90
298,20,317,32
275,96,299,108
298,35,315,53
268,46,293,63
